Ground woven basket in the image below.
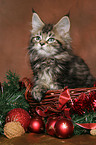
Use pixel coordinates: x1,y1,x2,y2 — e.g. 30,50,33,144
22,78,96,117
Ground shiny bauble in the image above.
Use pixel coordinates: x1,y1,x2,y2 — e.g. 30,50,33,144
46,116,57,136
29,117,45,133
55,118,74,138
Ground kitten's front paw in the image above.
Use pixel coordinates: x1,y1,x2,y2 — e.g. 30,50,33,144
31,86,43,101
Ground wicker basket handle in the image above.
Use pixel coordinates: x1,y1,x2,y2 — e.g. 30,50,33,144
21,77,33,100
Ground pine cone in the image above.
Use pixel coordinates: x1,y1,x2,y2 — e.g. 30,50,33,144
4,121,25,139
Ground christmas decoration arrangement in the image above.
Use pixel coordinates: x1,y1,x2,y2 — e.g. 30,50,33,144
1,71,96,139
0,71,30,136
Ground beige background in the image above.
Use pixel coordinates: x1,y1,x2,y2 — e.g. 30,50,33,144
0,0,96,82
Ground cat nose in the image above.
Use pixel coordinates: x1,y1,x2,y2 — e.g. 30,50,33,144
40,42,45,46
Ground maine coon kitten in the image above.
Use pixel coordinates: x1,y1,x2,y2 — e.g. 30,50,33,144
28,12,95,101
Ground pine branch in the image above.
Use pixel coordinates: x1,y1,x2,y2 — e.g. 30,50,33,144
0,71,29,134
71,111,96,135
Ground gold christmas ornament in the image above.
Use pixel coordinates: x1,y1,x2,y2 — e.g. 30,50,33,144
90,129,96,136
4,121,25,139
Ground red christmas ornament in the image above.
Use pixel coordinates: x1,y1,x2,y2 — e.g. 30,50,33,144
6,108,31,131
45,116,58,136
29,117,45,133
55,118,74,138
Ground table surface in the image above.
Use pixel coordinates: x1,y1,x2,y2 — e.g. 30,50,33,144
0,133,96,145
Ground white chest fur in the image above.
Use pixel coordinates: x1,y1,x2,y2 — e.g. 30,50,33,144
38,67,58,89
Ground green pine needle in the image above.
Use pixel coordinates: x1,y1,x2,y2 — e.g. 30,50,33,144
0,71,29,134
71,111,96,135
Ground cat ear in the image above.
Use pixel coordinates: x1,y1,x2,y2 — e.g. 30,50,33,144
32,13,44,33
54,16,70,36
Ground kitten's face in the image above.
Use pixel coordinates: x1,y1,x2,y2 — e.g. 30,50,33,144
29,13,70,57
30,28,63,56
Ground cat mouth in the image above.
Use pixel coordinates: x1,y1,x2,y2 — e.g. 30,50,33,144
38,47,56,56
38,49,51,56
41,46,53,53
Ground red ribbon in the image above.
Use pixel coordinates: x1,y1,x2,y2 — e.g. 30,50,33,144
76,123,96,130
59,88,71,109
36,105,61,117
36,88,71,118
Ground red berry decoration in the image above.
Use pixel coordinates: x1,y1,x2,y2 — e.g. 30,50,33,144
6,108,31,131
29,117,45,133
55,118,74,138
46,116,57,136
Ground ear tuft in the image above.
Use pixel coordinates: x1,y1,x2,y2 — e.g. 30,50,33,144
65,11,70,18
32,13,44,33
32,8,36,13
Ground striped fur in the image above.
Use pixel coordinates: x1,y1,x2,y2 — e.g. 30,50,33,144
28,12,95,101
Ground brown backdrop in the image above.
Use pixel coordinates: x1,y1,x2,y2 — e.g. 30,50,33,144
0,0,96,82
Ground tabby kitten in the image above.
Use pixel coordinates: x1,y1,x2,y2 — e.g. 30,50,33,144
28,12,95,101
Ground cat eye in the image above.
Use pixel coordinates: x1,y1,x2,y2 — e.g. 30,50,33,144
35,36,41,41
47,38,55,43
